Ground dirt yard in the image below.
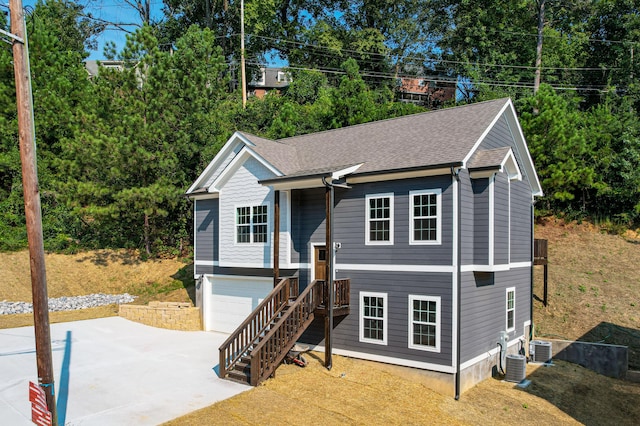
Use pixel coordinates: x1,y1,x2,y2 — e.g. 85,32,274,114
164,352,640,425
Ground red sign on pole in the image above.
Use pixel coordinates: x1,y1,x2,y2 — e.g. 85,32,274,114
28,381,52,426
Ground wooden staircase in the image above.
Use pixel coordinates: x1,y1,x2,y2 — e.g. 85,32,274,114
218,277,350,386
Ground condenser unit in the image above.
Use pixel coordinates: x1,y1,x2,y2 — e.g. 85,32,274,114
530,340,553,363
505,354,527,382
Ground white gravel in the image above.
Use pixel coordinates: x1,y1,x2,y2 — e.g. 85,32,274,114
0,293,136,315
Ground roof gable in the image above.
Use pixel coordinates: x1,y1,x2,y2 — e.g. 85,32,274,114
188,98,542,197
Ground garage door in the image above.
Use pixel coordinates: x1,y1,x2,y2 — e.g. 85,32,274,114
205,276,273,333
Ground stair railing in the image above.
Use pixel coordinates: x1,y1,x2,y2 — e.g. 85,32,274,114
219,276,298,379
249,280,321,386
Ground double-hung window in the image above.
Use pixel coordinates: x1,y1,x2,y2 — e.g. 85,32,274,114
366,193,394,245
408,295,440,352
410,189,441,244
506,287,515,331
360,292,387,345
236,205,268,244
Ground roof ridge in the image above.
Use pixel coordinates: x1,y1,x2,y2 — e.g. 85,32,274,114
275,97,510,145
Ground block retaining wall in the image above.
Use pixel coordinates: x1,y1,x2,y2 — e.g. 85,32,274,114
119,302,202,331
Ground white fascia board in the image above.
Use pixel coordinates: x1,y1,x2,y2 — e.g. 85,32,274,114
468,150,522,181
332,163,364,180
502,149,522,181
462,99,510,167
189,193,220,200
268,177,327,191
348,167,451,185
469,170,498,179
186,131,245,194
503,99,543,197
210,146,282,192
462,99,542,197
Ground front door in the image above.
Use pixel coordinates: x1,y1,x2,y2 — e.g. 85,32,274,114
314,246,327,281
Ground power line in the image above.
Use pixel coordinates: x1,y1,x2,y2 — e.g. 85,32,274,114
246,33,622,73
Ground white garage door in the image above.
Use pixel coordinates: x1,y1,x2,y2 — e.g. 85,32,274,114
205,276,273,333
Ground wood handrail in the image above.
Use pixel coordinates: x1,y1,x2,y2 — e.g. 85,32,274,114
249,280,321,386
218,277,297,379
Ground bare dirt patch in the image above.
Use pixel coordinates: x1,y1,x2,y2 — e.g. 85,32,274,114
164,353,640,425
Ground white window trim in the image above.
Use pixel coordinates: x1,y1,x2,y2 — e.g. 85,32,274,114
506,287,516,332
234,203,270,245
359,291,388,345
409,189,442,245
365,193,394,245
408,295,441,352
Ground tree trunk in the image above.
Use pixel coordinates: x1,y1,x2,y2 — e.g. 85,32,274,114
144,213,151,255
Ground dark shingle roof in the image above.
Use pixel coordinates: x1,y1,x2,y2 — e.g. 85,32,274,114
468,147,512,170
246,98,509,178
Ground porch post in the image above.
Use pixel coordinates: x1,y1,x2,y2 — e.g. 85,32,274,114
273,190,280,287
324,183,334,370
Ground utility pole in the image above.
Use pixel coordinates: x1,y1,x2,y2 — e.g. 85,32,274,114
534,0,545,94
240,0,247,109
9,0,57,423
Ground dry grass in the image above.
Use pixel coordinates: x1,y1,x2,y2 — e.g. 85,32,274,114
0,249,194,329
533,217,640,368
164,352,640,425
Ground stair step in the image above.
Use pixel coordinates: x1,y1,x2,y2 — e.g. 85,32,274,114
227,369,251,385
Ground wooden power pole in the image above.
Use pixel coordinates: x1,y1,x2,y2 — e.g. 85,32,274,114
9,0,57,423
534,0,546,94
240,0,247,109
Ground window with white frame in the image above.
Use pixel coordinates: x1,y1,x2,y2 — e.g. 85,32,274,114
506,287,515,331
360,292,387,345
366,193,394,244
236,205,268,244
410,189,441,244
408,295,440,352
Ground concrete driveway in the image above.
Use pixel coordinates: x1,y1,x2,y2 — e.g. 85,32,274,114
0,317,249,425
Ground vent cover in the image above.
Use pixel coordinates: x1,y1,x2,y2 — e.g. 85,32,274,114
505,354,526,382
531,340,553,363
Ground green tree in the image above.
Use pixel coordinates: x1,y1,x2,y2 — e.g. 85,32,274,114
520,85,596,211
330,59,379,127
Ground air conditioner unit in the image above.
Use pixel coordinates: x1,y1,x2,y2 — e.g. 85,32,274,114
505,354,526,382
530,340,553,363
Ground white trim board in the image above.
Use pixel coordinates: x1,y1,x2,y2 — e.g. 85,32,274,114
336,264,454,273
459,334,524,371
302,344,456,374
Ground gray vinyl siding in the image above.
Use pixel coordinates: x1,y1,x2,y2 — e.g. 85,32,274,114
291,175,454,287
290,188,326,287
194,198,218,275
459,267,531,363
494,172,510,265
334,175,454,266
472,179,489,265
301,270,453,367
510,180,533,262
479,114,531,186
459,170,474,265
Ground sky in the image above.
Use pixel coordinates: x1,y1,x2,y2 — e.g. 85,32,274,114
10,0,285,64
19,0,165,60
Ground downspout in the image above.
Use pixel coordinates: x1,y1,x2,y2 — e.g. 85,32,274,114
530,198,536,341
451,166,462,400
322,176,335,370
274,190,280,287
